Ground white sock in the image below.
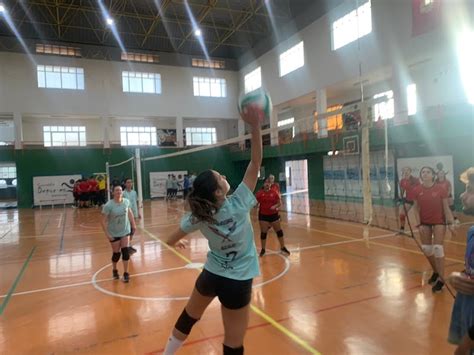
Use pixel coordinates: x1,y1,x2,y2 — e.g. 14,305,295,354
164,334,184,355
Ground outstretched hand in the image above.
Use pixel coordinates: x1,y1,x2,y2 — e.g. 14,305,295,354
241,104,264,127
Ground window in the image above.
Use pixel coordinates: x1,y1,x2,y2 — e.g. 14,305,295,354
313,104,344,133
120,127,157,146
279,42,304,77
278,117,295,138
185,127,217,146
193,77,226,98
332,0,372,50
373,90,394,120
121,52,159,63
36,44,81,57
192,58,225,69
407,84,417,115
122,71,161,94
37,65,85,90
244,67,261,94
43,126,86,147
0,166,16,179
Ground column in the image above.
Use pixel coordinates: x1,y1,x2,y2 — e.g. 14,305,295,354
270,110,278,146
392,67,409,125
176,116,184,148
316,88,328,138
101,116,110,148
237,118,245,150
13,112,22,150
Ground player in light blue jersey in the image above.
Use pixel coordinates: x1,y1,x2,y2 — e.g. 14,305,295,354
101,185,136,283
123,178,141,255
163,106,263,355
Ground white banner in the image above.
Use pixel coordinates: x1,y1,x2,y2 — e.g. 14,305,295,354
33,175,81,206
397,155,454,196
149,171,187,198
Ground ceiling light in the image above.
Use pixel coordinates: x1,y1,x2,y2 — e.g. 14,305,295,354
194,28,202,37
0,3,6,13
106,17,114,26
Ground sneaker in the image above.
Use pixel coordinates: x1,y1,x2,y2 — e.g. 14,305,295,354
112,269,120,280
428,272,439,285
123,272,130,283
280,247,291,256
259,249,266,257
129,246,137,255
398,227,405,235
432,280,444,293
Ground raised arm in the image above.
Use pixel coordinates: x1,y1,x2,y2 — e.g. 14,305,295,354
242,106,263,191
163,228,188,249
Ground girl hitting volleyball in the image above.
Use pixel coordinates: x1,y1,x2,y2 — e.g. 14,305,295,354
448,167,474,355
162,103,264,355
101,185,136,283
256,177,290,257
413,166,454,293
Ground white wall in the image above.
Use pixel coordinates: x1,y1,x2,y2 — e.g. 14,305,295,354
0,52,240,119
239,0,469,110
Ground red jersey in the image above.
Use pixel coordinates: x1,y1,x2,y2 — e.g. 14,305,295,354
413,184,448,225
256,189,280,215
78,181,89,194
88,179,98,192
271,183,280,194
400,176,420,201
436,179,452,197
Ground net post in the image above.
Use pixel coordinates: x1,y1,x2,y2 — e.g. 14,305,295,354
360,101,373,227
135,148,144,227
106,162,111,202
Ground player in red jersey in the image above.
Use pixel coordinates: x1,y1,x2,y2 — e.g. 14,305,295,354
436,170,459,225
268,174,280,194
398,167,420,234
413,166,454,293
256,178,289,257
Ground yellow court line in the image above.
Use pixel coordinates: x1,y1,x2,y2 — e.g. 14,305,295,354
284,222,464,264
140,227,321,355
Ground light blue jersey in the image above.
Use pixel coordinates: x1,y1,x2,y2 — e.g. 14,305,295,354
180,182,259,280
123,189,138,218
102,199,131,238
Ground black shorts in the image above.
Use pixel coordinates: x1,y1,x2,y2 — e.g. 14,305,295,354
258,213,280,223
109,235,128,243
195,269,253,310
79,193,89,201
402,198,414,205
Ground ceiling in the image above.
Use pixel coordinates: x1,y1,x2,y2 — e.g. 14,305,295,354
0,0,339,61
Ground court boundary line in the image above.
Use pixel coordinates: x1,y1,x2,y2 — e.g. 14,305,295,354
0,246,36,315
140,227,321,355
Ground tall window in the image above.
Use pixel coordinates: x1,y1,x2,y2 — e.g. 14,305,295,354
278,117,295,138
122,71,161,94
120,127,157,146
193,77,226,98
407,84,417,115
374,90,394,120
332,0,372,50
244,67,261,94
279,42,304,77
185,127,216,146
43,126,86,147
37,65,84,90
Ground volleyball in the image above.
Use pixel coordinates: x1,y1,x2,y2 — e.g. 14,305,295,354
238,88,272,124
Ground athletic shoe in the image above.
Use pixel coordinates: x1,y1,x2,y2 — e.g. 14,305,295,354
428,272,439,285
112,269,119,280
129,246,137,255
280,247,291,256
259,249,265,257
398,227,405,235
432,280,444,293
123,272,130,283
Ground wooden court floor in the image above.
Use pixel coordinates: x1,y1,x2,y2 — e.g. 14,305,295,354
0,198,470,354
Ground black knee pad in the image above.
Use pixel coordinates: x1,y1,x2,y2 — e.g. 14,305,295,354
276,230,284,238
223,344,244,355
111,252,121,263
260,232,267,240
175,309,199,335
121,247,130,261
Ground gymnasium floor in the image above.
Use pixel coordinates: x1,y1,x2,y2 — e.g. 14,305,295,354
0,197,469,354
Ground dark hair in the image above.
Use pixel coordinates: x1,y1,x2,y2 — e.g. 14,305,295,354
419,166,436,181
125,177,132,183
187,170,219,224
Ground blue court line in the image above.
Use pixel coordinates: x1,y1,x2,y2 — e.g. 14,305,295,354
0,246,36,316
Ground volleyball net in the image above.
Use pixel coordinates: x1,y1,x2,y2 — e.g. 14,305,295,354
104,95,465,234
